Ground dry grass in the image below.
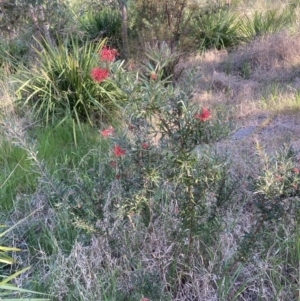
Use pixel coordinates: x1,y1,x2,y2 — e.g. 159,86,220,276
232,0,294,15
0,80,15,115
33,196,259,301
224,31,300,82
186,31,300,128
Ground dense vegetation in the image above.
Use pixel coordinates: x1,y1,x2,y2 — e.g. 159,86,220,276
1,0,300,300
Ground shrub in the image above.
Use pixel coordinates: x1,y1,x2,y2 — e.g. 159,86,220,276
239,8,295,42
22,43,237,300
15,37,126,133
237,145,300,261
74,45,234,256
0,37,30,72
142,42,183,81
190,7,242,51
130,0,198,52
79,7,122,49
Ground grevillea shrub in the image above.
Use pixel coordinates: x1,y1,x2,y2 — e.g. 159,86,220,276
73,44,235,262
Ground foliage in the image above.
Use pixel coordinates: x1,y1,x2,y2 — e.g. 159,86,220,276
0,216,49,300
0,140,37,211
8,43,238,300
15,38,126,136
2,0,300,299
0,37,30,72
79,6,122,48
0,0,71,38
190,6,243,51
85,44,234,259
239,7,295,41
142,42,183,81
129,0,198,52
0,117,107,212
237,144,300,261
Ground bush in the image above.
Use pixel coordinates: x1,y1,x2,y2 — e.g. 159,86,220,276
190,7,242,51
143,42,183,81
237,145,300,261
0,37,30,72
15,38,126,132
130,0,198,52
63,44,233,256
79,7,122,49
239,8,295,42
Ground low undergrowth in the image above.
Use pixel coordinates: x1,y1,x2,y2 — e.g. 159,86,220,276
1,1,300,300
1,42,300,300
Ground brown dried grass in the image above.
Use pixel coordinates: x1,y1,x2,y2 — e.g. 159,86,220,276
187,31,300,123
224,31,300,82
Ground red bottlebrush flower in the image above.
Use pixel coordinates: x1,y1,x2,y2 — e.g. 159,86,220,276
194,108,211,122
292,167,299,174
142,143,148,149
113,145,126,157
100,127,114,137
90,67,109,83
100,47,118,62
150,71,157,81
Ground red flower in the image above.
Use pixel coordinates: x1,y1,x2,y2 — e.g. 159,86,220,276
142,143,148,149
292,167,299,174
100,127,114,138
194,108,211,122
100,47,118,62
90,67,109,83
113,145,126,157
115,174,121,180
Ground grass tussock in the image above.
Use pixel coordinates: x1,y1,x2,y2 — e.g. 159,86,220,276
223,31,300,82
191,30,300,122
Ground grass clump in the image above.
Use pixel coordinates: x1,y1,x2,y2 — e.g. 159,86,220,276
79,6,122,48
15,37,126,132
0,215,50,300
0,118,106,212
190,7,243,51
240,7,296,41
0,140,37,211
